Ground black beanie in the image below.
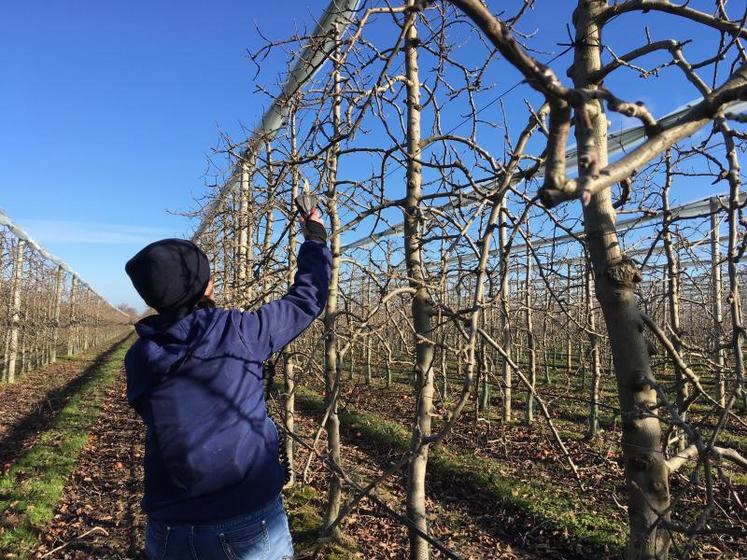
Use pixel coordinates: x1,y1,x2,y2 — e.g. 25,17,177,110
125,239,210,320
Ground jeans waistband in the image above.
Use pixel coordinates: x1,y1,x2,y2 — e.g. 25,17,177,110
148,494,283,529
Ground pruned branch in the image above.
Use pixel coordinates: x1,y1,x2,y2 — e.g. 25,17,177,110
667,444,747,473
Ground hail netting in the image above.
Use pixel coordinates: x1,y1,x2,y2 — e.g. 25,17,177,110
0,209,131,383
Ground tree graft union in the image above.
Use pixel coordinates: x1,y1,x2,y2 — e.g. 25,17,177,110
603,255,642,300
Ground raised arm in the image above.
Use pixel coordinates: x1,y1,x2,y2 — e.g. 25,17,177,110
234,227,331,362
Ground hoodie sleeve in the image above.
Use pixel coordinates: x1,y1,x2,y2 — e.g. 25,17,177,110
234,239,331,362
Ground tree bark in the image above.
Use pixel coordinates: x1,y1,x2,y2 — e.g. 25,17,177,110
566,261,573,373
525,226,536,424
709,197,726,406
321,41,345,538
261,143,275,305
282,105,300,488
6,240,25,383
67,273,77,357
50,265,64,364
661,155,687,451
499,205,512,422
573,2,671,557
584,262,601,439
720,120,747,410
403,3,435,557
238,157,255,307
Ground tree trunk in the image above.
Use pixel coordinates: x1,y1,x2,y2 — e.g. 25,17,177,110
585,262,601,439
525,227,536,424
365,272,372,385
6,240,25,383
282,106,300,488
403,3,435,557
478,336,488,412
499,205,512,422
68,276,77,357
222,217,234,305
574,3,670,557
261,142,275,304
720,121,747,410
566,261,573,373
662,153,687,451
710,196,726,406
238,157,255,307
321,44,344,538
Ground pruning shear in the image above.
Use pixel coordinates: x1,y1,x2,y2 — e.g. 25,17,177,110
294,193,320,219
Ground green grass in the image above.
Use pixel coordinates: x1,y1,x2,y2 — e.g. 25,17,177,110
0,336,132,559
293,385,627,556
363,363,746,451
285,485,357,559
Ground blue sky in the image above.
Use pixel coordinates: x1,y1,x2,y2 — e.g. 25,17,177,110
1,0,328,309
0,1,733,310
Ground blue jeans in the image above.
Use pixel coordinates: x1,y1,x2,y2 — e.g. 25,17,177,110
145,495,294,560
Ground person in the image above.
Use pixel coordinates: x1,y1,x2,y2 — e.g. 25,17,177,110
124,209,330,560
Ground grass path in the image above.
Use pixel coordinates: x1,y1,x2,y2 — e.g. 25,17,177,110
0,336,133,558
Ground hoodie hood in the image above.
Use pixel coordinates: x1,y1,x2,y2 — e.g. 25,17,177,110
126,309,217,408
125,238,211,322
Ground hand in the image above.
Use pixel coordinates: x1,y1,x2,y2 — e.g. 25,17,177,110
300,208,327,243
300,208,323,237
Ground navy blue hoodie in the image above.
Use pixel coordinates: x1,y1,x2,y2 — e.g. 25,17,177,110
125,239,331,523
